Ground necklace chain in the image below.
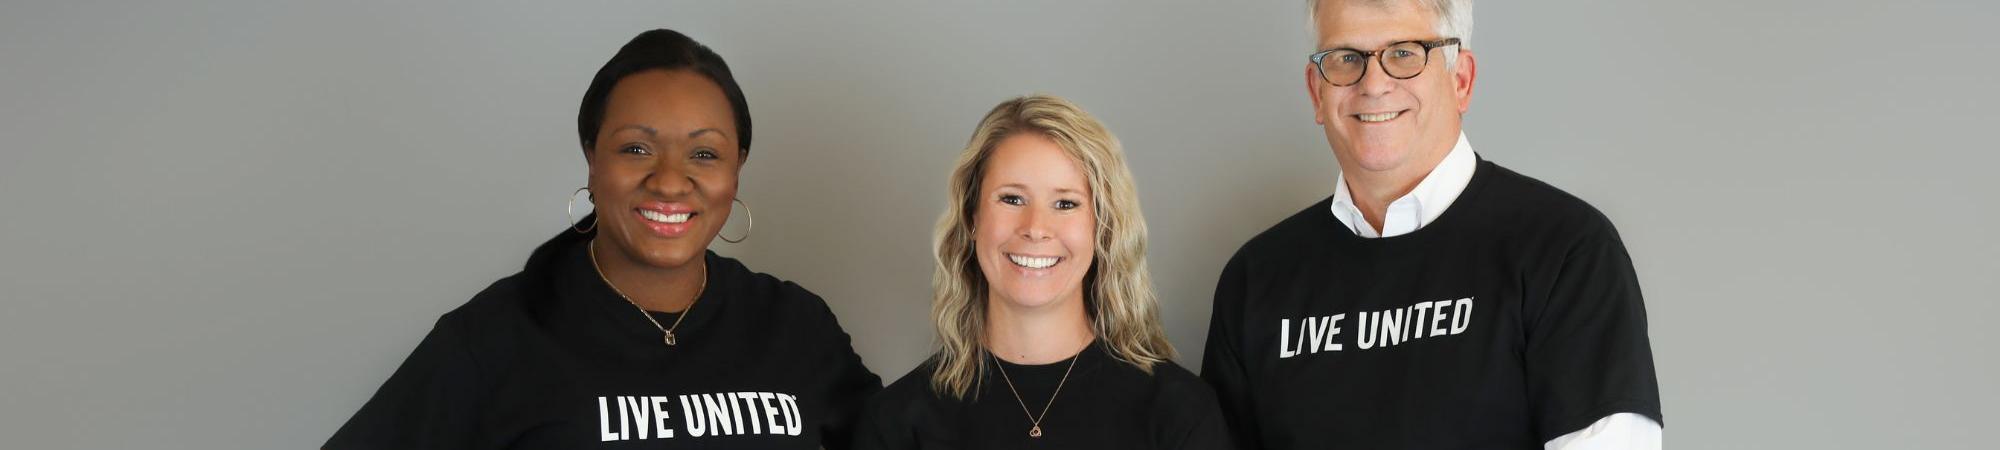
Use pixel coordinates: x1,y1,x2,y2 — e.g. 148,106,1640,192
991,347,1082,438
588,239,706,347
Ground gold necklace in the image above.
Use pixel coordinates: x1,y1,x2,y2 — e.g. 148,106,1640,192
990,348,1081,438
588,239,706,347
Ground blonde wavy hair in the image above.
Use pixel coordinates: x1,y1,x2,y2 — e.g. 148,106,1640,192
929,94,1174,399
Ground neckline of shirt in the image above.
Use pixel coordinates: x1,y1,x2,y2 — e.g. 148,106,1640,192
1331,131,1478,238
1321,156,1494,245
556,240,728,351
989,338,1103,371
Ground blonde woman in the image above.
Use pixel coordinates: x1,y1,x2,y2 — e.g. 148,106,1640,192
853,95,1232,449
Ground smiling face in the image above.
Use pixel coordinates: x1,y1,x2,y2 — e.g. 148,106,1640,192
973,133,1096,311
586,69,741,270
1308,0,1474,177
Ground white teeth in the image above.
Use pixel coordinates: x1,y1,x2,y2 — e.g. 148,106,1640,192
1357,111,1401,123
1007,254,1060,269
640,210,691,224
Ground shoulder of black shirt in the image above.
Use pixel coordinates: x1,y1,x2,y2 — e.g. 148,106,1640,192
1233,159,1624,263
419,244,849,365
861,345,1224,444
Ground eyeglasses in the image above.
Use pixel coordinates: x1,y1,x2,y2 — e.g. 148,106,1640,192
1309,38,1461,86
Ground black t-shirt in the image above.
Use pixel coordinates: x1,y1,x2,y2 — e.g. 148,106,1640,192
853,341,1234,450
1201,159,1662,449
325,233,882,449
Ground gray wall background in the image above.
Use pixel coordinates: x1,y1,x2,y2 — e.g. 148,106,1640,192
2,0,1995,448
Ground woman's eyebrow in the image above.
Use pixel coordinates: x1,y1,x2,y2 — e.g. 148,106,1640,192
687,127,725,139
611,124,657,137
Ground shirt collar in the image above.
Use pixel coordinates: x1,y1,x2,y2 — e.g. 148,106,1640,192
1331,131,1477,238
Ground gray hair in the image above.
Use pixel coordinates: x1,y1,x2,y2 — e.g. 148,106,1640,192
1308,0,1472,68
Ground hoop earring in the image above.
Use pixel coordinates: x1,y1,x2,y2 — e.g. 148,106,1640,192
567,187,596,233
719,197,752,243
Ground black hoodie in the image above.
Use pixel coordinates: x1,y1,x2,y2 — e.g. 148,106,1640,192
327,220,882,449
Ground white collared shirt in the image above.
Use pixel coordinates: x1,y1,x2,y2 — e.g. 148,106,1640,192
1328,132,1663,450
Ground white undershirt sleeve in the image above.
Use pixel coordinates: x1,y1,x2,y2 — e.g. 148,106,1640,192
1544,412,1661,450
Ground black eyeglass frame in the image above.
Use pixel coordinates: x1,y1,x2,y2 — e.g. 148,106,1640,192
1309,37,1461,86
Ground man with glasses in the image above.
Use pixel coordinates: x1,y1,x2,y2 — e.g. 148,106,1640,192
1201,1,1663,448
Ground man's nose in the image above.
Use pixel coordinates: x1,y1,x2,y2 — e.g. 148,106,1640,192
1353,55,1398,97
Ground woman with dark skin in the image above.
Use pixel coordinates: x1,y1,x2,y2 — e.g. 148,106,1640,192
325,29,880,450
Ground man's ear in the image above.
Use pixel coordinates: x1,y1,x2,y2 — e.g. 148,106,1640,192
1453,49,1478,114
1306,63,1327,125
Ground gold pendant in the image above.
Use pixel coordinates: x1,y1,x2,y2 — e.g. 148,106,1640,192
1028,425,1042,438
664,331,677,346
